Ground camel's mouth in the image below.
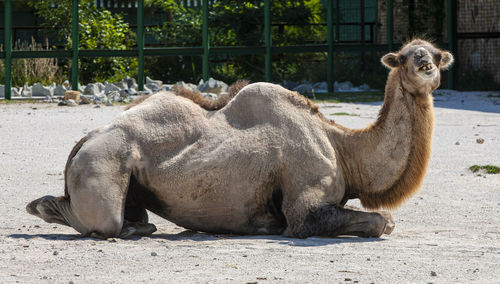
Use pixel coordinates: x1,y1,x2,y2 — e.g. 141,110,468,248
418,62,433,72
416,62,437,79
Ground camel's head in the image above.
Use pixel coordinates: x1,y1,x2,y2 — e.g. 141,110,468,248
381,39,454,94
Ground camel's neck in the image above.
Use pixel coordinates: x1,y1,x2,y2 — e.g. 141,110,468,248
331,69,434,209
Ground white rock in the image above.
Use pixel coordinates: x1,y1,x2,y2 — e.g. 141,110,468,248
293,83,314,94
124,77,137,89
358,83,370,91
66,99,77,106
128,88,138,96
335,81,353,92
11,87,21,97
54,85,67,97
145,83,161,92
107,91,120,102
104,83,120,94
198,78,228,94
21,87,32,97
96,82,105,93
62,80,71,89
313,82,328,91
146,76,162,87
80,95,91,104
175,81,198,92
84,84,100,96
93,93,107,103
32,83,52,97
114,81,127,90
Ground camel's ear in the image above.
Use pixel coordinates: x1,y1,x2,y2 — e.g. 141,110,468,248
381,53,404,69
439,51,454,70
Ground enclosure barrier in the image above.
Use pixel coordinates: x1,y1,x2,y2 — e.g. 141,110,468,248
0,0,457,100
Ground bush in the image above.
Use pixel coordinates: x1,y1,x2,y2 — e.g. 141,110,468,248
0,38,64,87
145,0,327,83
29,0,137,84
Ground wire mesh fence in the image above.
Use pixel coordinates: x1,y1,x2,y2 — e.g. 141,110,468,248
456,0,500,90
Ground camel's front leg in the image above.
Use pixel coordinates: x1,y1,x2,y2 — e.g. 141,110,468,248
284,203,394,238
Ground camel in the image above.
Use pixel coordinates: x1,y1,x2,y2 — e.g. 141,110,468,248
27,39,453,239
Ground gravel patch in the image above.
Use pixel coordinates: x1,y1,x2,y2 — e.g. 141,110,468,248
0,92,499,283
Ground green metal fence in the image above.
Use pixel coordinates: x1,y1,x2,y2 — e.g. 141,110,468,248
0,0,457,100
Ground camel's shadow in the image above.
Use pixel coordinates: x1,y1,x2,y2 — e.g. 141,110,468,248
9,230,385,246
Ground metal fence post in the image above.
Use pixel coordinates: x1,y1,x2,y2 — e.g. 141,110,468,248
264,0,272,82
386,0,393,52
446,0,456,89
327,0,334,92
4,0,12,100
202,0,209,81
137,0,144,91
335,0,340,42
71,0,79,91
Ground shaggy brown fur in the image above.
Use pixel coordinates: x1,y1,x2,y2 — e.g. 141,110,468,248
338,39,452,209
356,69,434,209
125,80,249,111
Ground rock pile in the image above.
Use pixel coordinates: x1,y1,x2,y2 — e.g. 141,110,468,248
0,77,372,105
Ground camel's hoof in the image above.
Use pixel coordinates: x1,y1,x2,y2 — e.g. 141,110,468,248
119,226,137,239
379,211,395,235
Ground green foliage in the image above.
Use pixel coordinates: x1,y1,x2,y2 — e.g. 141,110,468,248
142,1,203,83
469,165,500,174
147,0,203,46
0,39,65,86
29,0,137,84
146,0,328,83
330,112,359,116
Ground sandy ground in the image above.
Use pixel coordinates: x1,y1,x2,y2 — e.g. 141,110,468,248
0,91,499,283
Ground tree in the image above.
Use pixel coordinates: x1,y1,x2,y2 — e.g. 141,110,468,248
29,0,137,83
145,0,325,83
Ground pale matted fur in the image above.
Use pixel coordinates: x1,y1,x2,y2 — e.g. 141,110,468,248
27,39,453,238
